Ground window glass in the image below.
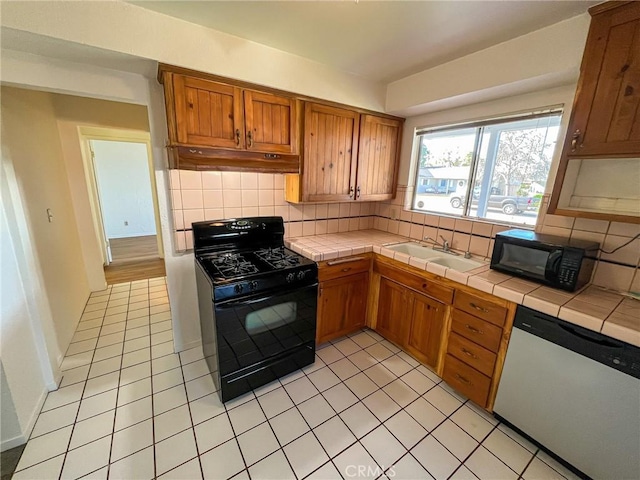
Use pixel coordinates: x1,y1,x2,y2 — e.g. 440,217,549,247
412,113,562,225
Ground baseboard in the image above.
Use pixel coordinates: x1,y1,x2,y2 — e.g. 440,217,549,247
1,387,47,452
175,338,202,353
1,433,26,452
23,387,47,440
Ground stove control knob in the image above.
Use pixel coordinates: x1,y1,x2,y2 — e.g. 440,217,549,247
286,273,295,283
297,271,306,281
248,281,258,290
234,284,244,294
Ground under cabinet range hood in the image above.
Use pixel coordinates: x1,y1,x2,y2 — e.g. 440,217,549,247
166,145,300,173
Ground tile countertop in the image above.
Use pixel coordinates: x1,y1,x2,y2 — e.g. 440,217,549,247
285,230,640,348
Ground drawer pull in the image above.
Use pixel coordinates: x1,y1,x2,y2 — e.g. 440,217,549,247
455,374,471,385
469,302,490,314
341,267,352,273
327,257,364,266
465,324,484,335
461,348,478,360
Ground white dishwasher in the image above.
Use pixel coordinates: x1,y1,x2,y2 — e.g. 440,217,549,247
494,305,640,480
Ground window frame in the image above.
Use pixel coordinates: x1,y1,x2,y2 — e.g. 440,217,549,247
411,107,563,225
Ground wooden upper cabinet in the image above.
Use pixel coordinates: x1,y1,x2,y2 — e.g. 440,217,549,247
548,1,640,223
173,74,244,149
563,2,640,157
286,105,403,203
356,115,402,201
244,90,298,154
301,103,360,202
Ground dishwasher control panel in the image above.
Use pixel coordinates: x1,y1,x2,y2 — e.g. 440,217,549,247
514,306,640,379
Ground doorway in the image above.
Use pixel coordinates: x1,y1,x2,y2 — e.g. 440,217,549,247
81,129,166,284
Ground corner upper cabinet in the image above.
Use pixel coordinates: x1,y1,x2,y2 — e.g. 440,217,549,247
357,115,402,201
159,65,300,172
564,2,640,157
285,105,403,203
549,1,640,223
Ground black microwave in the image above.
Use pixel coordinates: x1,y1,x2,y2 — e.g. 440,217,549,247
490,229,599,292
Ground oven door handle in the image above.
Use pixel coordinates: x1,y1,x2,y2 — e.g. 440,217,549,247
216,283,318,309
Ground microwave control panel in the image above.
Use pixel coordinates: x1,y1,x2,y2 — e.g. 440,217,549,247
558,251,582,286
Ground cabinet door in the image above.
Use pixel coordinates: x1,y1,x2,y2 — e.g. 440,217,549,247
303,103,359,202
406,293,445,369
317,272,369,344
376,278,408,346
244,91,298,154
356,115,402,201
173,74,243,148
565,2,640,157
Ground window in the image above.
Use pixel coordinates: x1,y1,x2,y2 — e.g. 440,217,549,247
412,111,562,226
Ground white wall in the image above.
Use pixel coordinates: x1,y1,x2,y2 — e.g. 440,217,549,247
1,1,386,111
0,198,49,450
92,140,156,239
53,94,151,291
1,86,90,366
386,14,590,116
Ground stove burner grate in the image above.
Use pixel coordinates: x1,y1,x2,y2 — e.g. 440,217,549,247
255,247,300,270
207,253,259,278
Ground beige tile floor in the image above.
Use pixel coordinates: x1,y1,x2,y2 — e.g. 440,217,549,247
12,277,581,479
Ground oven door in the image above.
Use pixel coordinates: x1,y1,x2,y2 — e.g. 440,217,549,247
214,282,317,401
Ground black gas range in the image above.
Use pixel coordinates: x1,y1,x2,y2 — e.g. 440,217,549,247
193,217,318,402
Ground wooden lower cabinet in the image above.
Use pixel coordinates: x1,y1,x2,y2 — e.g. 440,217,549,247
317,272,369,344
405,292,445,369
376,278,409,345
376,277,446,369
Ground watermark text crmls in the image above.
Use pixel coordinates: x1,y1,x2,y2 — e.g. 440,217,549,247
344,464,396,478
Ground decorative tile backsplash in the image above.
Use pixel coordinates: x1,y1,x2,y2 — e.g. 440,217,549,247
168,170,375,251
168,171,639,294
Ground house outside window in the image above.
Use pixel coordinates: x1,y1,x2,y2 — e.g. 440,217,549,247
412,111,562,226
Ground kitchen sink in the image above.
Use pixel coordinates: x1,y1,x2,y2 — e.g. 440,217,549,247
384,242,445,259
384,242,485,272
428,256,483,272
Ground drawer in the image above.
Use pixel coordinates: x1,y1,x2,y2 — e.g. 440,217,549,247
454,290,507,327
319,256,371,282
443,354,491,407
451,309,503,353
375,260,454,304
447,332,497,377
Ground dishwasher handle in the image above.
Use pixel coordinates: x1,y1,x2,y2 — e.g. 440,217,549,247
557,322,623,349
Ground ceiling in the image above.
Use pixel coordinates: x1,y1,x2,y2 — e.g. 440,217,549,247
129,0,597,83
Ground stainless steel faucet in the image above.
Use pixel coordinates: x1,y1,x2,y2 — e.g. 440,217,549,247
423,235,460,256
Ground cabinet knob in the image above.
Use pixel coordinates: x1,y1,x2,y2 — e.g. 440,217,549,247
461,348,479,360
465,324,484,335
469,302,490,314
570,129,581,152
349,186,354,198
235,129,241,146
247,131,253,148
356,186,361,199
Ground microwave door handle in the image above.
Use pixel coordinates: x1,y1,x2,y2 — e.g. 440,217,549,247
545,250,563,280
